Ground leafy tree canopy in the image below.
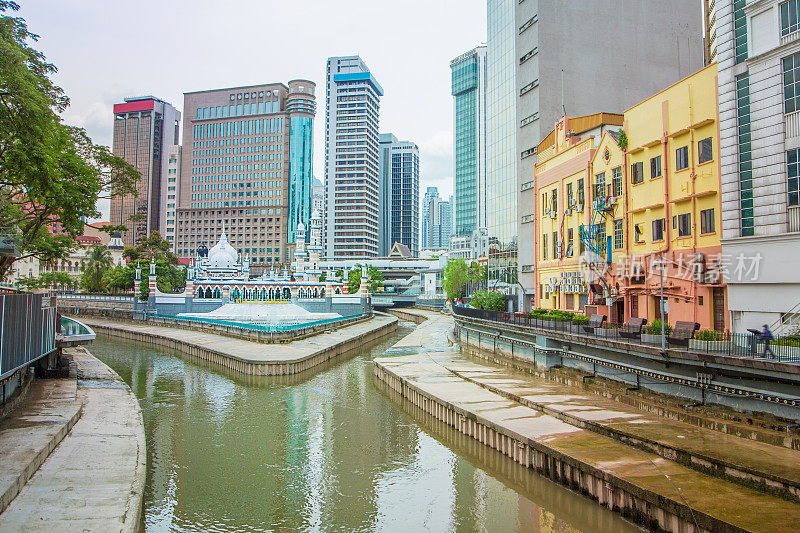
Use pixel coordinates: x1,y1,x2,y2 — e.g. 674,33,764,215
0,2,139,280
348,264,384,294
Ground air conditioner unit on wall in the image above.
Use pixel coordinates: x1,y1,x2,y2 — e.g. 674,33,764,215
549,211,557,219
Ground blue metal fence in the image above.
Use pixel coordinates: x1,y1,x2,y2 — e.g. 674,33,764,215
0,292,58,381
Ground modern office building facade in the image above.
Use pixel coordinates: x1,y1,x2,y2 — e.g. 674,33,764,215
174,81,316,273
323,56,384,258
514,0,703,310
424,190,453,250
486,0,518,298
716,0,800,332
110,96,180,247
378,134,419,256
451,45,487,237
161,145,181,251
421,186,439,250
704,0,720,64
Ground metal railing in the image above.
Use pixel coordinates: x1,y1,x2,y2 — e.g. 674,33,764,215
57,292,135,302
452,306,800,364
147,312,366,333
1,292,58,381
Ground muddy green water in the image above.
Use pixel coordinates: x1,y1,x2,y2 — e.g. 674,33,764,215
90,325,640,532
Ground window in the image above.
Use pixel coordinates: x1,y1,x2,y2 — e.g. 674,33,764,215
634,223,643,243
542,233,548,260
675,213,691,237
651,155,662,178
700,208,715,234
676,146,689,171
789,148,800,206
566,182,574,207
567,228,574,254
593,172,606,199
782,0,800,36
597,223,607,256
552,231,559,258
551,189,558,213
541,193,548,215
653,218,665,241
783,52,800,113
613,219,623,249
698,137,713,164
630,162,643,185
577,178,585,205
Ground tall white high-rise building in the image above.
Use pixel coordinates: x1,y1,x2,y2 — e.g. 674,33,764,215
378,134,419,256
323,56,384,258
424,189,453,250
421,187,439,249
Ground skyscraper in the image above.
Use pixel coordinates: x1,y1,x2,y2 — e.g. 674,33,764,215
421,186,439,250
161,145,181,251
451,46,487,237
324,56,384,258
423,189,453,250
486,0,518,298
716,0,800,331
513,0,703,309
110,96,180,247
379,134,419,256
174,81,316,273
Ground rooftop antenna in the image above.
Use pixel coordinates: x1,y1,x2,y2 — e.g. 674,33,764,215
561,69,567,117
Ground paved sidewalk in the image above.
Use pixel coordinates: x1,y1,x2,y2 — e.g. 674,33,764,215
0,376,82,514
0,347,146,532
375,311,800,532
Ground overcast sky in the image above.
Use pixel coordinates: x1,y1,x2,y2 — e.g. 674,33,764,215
18,0,487,222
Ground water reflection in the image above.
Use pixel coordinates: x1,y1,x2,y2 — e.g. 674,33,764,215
90,326,640,532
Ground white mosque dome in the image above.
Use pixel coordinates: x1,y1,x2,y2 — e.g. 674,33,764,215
208,231,238,269
311,209,321,220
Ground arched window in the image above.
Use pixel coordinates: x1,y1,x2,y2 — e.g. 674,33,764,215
197,288,204,298
231,288,240,300
283,287,290,299
213,288,221,299
205,288,212,299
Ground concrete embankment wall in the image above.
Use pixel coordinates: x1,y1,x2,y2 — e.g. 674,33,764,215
374,361,719,533
386,308,429,324
89,316,397,377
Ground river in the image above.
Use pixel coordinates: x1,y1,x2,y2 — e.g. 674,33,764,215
90,322,640,532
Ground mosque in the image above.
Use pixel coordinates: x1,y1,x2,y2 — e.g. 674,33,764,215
136,210,370,319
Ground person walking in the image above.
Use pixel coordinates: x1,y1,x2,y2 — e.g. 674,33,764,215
762,324,776,358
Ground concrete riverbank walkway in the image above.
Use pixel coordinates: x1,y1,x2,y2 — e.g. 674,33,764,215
0,347,146,532
375,310,800,532
81,314,397,376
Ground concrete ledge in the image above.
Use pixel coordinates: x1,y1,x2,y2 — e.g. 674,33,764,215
0,347,146,532
386,308,430,324
83,315,397,377
0,378,82,515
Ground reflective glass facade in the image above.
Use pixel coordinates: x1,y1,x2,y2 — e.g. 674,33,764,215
486,0,518,291
288,115,314,243
451,46,485,238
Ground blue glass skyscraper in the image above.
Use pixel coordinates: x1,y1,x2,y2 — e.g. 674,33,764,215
287,80,317,244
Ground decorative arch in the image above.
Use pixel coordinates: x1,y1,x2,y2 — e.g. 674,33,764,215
196,287,204,298
205,287,212,298
282,287,290,300
213,287,221,299
231,288,240,300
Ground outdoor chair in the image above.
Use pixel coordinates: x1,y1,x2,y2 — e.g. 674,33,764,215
583,314,606,333
667,321,700,347
619,317,646,340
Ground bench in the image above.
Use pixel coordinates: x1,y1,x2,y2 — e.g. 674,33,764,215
667,321,700,347
583,314,606,333
619,317,646,339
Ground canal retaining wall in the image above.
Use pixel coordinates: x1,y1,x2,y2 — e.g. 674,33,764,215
84,315,397,377
374,310,800,533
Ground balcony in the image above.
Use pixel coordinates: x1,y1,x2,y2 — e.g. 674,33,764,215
790,205,800,233
782,29,800,47
786,110,800,139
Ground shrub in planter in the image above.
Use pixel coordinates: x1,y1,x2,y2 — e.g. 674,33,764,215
695,329,724,341
645,319,672,336
530,308,549,316
469,290,506,311
572,315,590,325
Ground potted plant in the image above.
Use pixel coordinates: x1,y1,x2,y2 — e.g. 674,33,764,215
642,319,672,344
689,329,730,352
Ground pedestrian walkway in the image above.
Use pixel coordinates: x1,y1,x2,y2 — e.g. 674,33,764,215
0,375,82,514
0,347,145,532
375,310,800,532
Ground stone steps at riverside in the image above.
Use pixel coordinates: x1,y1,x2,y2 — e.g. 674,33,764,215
0,347,146,532
374,310,800,533
0,372,82,515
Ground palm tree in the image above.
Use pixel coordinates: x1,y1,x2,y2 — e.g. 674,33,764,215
84,245,112,293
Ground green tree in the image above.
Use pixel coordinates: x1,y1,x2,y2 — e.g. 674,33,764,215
348,265,384,294
16,271,75,291
80,245,112,293
0,2,138,281
443,258,470,300
469,290,506,311
102,264,134,293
